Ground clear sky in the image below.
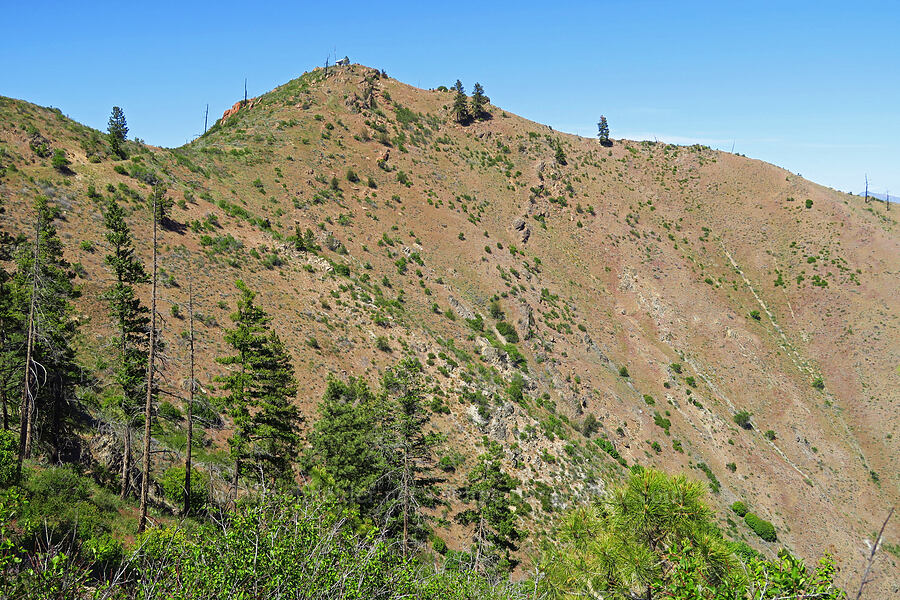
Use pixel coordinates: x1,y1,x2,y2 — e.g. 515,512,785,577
3,1,897,196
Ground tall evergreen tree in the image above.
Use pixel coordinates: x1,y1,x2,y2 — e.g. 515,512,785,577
0,196,22,432
218,280,299,497
597,115,611,146
102,200,149,498
470,83,490,120
452,80,470,125
251,330,300,484
374,358,439,557
138,190,160,533
107,107,128,159
456,441,521,571
306,376,382,505
150,184,173,226
15,196,79,470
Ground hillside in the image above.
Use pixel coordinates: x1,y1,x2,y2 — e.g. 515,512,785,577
0,63,897,592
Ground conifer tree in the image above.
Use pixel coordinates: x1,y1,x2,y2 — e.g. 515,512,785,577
107,106,128,159
15,196,79,471
597,115,610,146
456,441,521,571
251,330,300,484
218,280,300,497
150,184,173,226
470,83,490,120
306,376,383,504
452,80,470,125
0,197,21,432
102,200,149,498
555,141,567,165
374,358,439,557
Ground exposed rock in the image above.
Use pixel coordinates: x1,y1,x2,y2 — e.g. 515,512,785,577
220,97,259,122
448,295,475,320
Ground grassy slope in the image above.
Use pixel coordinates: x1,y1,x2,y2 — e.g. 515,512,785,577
0,63,897,589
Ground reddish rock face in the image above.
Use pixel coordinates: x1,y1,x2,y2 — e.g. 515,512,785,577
220,98,259,122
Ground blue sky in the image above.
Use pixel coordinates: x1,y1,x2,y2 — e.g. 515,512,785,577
3,1,897,196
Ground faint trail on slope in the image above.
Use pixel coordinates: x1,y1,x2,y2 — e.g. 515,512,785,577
717,241,871,481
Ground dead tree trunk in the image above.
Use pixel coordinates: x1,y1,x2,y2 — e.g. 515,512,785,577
184,280,195,516
18,220,39,477
138,193,158,534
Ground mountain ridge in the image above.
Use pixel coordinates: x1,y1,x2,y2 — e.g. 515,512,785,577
0,62,897,591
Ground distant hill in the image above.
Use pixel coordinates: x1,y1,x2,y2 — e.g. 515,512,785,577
0,63,897,593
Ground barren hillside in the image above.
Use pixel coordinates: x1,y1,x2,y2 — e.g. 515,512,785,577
1,63,897,591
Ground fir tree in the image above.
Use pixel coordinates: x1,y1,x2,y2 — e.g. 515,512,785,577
15,196,79,470
306,376,382,504
102,200,149,498
373,358,439,557
107,106,128,159
470,83,490,120
597,115,611,146
0,198,22,433
456,441,521,571
218,281,300,496
452,80,470,125
150,184,173,226
251,330,300,484
555,141,567,165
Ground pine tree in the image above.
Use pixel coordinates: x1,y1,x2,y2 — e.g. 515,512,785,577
251,330,300,484
107,106,128,159
218,280,300,496
15,196,79,471
102,200,149,499
373,358,439,557
555,141,567,165
150,184,173,226
306,376,383,505
597,115,610,146
470,83,490,120
456,441,521,571
452,80,470,125
0,198,22,433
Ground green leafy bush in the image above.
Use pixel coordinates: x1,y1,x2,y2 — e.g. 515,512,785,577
495,321,519,343
161,466,209,510
731,501,748,516
0,430,18,488
744,512,777,542
733,410,753,430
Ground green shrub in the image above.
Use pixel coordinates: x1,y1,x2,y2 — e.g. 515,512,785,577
764,429,776,441
749,310,761,320
0,430,18,487
618,365,629,378
805,199,813,209
161,466,209,510
495,321,519,343
375,336,391,352
670,363,682,374
744,512,776,542
731,501,748,516
346,168,359,183
733,410,752,429
811,377,825,390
